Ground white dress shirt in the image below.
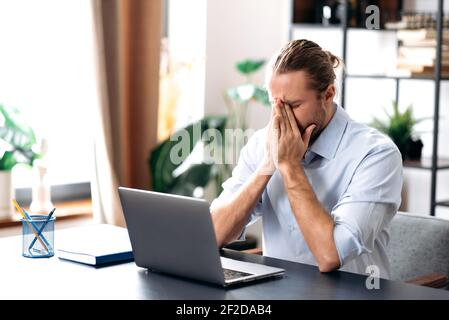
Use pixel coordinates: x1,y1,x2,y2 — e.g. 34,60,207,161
210,103,403,279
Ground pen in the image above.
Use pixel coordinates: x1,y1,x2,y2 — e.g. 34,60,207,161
28,208,56,252
23,208,51,247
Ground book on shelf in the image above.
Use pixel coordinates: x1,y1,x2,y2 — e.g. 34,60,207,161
399,46,449,60
397,29,449,47
400,39,449,47
397,65,449,77
410,69,449,77
397,28,449,42
397,43,449,75
397,59,449,72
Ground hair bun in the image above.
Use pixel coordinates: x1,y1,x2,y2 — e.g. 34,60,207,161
325,51,341,68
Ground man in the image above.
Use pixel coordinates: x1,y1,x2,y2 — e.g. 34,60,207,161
210,39,403,278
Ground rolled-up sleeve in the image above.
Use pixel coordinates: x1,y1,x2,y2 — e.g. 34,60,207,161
332,202,396,266
331,144,403,266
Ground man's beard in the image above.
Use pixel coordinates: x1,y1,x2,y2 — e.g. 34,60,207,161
308,125,322,146
306,100,328,147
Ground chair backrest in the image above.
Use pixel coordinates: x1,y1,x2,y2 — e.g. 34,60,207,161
387,212,449,281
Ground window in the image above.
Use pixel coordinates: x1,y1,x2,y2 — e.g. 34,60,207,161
164,0,207,132
0,0,95,197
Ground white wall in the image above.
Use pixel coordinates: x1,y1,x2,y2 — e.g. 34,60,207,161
204,0,290,130
203,0,290,245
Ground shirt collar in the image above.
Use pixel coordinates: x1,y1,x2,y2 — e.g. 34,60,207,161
307,103,349,161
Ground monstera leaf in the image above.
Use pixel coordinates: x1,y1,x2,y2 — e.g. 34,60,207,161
149,115,229,197
0,151,16,171
236,59,266,75
0,104,38,170
226,84,270,106
227,59,270,108
169,163,215,196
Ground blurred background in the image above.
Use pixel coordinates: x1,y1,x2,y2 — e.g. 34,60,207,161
1,0,449,252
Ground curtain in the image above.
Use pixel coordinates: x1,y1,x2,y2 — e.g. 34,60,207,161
90,0,162,225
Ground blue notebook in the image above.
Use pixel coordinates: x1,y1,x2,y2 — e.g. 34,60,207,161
57,224,134,266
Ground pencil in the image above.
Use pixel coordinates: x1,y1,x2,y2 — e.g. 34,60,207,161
12,199,49,253
23,208,50,247
28,208,56,251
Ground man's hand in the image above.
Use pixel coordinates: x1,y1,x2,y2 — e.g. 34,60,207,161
273,100,316,174
257,102,279,175
271,100,339,272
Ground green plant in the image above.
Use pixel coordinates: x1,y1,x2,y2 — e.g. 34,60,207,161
149,115,231,197
225,59,271,131
371,101,425,160
149,59,273,198
149,59,273,199
0,104,39,171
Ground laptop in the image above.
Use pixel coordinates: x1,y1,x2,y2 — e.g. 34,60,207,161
118,187,285,287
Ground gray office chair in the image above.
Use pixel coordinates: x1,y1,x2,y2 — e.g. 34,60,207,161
242,211,449,288
386,211,449,288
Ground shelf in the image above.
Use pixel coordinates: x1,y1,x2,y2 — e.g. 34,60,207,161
290,23,398,32
291,0,448,216
346,74,449,81
403,158,449,170
436,200,449,208
348,27,398,32
291,23,342,29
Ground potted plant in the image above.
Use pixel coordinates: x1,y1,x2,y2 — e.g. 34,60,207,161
0,104,39,219
224,59,271,131
149,115,229,198
224,59,271,167
149,59,272,199
371,101,425,160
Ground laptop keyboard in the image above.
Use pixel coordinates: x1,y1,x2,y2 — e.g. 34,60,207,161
223,268,253,281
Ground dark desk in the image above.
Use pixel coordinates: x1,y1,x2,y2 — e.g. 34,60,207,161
1,231,449,300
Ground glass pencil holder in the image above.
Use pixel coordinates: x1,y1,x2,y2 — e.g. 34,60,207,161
22,214,56,258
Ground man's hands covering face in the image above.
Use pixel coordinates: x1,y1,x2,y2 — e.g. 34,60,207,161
258,99,316,175
273,99,316,173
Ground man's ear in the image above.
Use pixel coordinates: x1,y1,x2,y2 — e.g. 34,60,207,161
325,84,336,102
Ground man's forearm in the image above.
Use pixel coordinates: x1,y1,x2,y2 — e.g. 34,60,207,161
280,164,340,272
211,169,271,247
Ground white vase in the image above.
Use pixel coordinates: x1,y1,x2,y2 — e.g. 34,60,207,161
29,160,53,214
0,171,14,219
